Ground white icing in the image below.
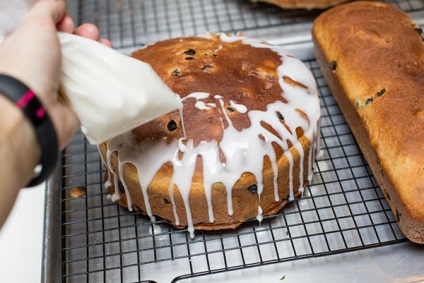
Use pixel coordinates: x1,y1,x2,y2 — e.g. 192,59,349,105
230,100,248,113
97,144,113,188
106,149,121,202
149,223,163,235
178,138,188,152
257,206,263,223
104,180,112,188
195,101,212,110
179,106,187,140
118,161,133,211
110,192,121,202
183,92,210,101
104,34,320,238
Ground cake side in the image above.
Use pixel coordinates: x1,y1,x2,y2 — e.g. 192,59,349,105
99,136,311,230
312,1,424,243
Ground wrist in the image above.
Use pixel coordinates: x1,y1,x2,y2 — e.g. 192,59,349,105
0,95,40,187
0,74,59,187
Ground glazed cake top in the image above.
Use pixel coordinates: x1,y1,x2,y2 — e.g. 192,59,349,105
105,34,321,237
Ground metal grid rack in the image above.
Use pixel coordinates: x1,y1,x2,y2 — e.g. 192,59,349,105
56,59,407,283
71,0,424,50
45,0,424,282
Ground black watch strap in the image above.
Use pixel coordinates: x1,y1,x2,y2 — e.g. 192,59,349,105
0,74,58,187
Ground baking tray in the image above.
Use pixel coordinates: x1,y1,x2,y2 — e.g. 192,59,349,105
65,0,424,50
43,1,424,282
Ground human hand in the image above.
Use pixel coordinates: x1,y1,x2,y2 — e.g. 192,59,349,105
0,0,112,149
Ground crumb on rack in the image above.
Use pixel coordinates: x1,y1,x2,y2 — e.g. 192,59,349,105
70,186,87,198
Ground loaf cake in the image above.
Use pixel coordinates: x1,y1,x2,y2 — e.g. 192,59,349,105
312,1,424,243
98,33,321,237
250,0,350,10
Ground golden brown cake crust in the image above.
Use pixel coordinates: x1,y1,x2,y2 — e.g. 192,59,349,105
312,1,424,243
99,34,320,233
99,142,307,230
251,0,351,10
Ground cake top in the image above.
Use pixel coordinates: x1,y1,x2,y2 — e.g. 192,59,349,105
131,34,309,145
130,34,319,143
107,34,320,236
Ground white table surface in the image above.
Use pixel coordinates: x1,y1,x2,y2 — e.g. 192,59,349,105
0,184,45,283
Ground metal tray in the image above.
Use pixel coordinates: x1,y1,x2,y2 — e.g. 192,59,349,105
65,0,424,50
43,1,424,282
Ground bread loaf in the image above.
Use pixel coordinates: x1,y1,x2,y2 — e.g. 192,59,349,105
312,1,424,243
250,0,350,10
99,34,321,237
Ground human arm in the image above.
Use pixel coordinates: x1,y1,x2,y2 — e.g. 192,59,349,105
0,0,111,228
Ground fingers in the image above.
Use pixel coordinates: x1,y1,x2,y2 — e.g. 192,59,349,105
57,14,75,33
31,1,112,48
75,24,99,40
75,24,113,47
98,38,113,48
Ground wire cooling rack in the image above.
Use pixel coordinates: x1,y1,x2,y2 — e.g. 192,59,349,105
56,58,408,282
44,0,424,282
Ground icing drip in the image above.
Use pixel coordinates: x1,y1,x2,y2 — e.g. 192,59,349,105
188,92,215,111
104,34,320,237
118,161,133,211
286,152,295,201
97,145,113,189
168,139,198,238
257,206,263,223
230,100,248,113
106,149,121,202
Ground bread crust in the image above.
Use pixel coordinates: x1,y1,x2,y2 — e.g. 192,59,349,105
312,1,424,243
251,0,350,10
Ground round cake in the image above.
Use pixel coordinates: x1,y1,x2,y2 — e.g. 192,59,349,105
98,33,321,237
